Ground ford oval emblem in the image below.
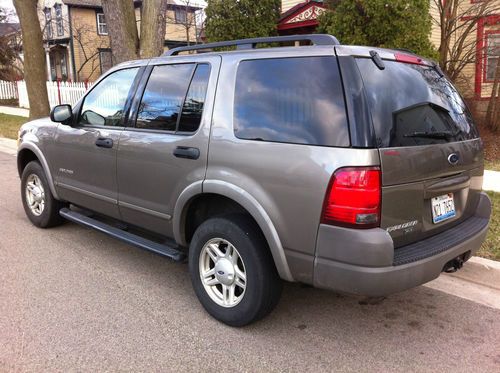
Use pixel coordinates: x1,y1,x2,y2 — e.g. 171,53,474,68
448,153,459,165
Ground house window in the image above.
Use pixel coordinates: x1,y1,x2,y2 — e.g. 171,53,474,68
44,7,53,39
97,13,108,35
55,4,63,36
99,49,113,74
486,34,500,81
175,8,187,24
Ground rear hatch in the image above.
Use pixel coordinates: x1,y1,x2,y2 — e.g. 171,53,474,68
355,53,483,248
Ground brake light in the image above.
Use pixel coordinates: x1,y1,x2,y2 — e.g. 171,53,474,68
321,167,381,229
394,53,425,66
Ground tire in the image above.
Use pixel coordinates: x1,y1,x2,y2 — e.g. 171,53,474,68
188,214,283,326
21,161,66,228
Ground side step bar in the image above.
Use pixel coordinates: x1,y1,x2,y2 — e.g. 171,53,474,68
59,208,186,262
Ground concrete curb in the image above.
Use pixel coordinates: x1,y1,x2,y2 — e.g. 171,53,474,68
425,256,500,310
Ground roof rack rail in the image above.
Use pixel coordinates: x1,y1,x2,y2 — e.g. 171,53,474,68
163,34,340,56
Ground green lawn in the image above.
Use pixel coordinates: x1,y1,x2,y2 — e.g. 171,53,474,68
485,160,500,172
0,113,27,140
478,191,500,261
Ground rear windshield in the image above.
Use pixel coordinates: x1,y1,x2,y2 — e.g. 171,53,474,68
356,58,479,148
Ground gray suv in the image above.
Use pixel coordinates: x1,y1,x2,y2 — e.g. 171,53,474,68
17,35,491,326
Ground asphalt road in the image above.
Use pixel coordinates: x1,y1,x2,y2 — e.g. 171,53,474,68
1,150,499,372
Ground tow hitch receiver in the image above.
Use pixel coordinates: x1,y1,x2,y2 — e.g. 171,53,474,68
443,251,471,273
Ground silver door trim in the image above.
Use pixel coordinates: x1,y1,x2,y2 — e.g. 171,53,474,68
57,182,117,205
119,201,172,220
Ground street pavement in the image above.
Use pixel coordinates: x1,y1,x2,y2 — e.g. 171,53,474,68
1,151,500,372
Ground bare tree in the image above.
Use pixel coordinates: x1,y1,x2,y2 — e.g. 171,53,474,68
13,0,50,119
431,0,500,85
102,0,177,62
140,0,168,58
101,0,139,64
72,20,109,81
486,61,500,131
165,0,200,46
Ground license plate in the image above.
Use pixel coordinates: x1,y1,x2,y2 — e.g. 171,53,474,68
431,193,456,224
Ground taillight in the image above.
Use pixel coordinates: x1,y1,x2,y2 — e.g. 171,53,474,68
394,53,426,66
321,167,381,229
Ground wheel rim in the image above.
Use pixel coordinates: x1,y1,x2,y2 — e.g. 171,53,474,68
199,238,247,308
25,174,45,216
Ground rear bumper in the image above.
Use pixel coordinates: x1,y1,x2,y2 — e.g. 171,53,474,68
313,192,491,297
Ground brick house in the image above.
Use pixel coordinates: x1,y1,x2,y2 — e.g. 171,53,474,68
38,0,205,82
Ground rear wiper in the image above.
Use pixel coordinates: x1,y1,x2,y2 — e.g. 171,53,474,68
403,131,455,139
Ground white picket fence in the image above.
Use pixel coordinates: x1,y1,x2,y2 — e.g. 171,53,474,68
0,80,18,100
0,80,94,109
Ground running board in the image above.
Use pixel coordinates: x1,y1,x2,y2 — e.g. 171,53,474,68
59,208,186,262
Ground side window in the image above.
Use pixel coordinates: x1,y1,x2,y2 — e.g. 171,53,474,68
78,68,139,127
136,63,210,133
178,64,211,132
233,57,349,147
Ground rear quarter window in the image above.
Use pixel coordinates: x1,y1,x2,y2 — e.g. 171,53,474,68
233,56,350,147
356,58,479,148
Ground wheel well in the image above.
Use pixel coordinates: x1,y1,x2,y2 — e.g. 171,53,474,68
17,149,39,177
184,194,259,244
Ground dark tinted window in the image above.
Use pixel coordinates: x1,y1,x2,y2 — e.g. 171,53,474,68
234,57,349,147
136,64,195,131
178,64,211,132
79,68,139,127
356,58,479,148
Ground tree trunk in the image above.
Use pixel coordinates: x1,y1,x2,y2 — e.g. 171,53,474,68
140,0,167,58
13,0,49,120
102,0,139,64
486,60,500,131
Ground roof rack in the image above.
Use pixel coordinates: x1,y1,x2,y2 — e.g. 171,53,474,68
163,34,340,56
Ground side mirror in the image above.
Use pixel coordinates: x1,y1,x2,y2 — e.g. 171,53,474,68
50,104,73,124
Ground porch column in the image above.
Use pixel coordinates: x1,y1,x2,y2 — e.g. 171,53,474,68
66,48,74,81
45,48,51,81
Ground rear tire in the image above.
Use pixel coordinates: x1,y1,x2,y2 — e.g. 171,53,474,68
188,214,282,326
21,161,66,228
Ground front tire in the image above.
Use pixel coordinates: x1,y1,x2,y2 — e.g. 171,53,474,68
188,214,282,326
21,161,65,228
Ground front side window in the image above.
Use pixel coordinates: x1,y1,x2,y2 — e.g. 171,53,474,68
44,8,52,39
78,68,139,127
55,4,63,36
234,57,350,147
486,34,500,81
136,63,210,133
97,13,107,35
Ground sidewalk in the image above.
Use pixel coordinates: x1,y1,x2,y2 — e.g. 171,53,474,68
0,105,29,118
0,137,17,156
483,170,500,193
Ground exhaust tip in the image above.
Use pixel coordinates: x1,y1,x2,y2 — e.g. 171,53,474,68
442,251,471,273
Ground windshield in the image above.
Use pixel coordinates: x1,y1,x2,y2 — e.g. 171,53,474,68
356,58,479,148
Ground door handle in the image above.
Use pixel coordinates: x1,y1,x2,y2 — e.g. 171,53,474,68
95,137,114,148
173,146,200,160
